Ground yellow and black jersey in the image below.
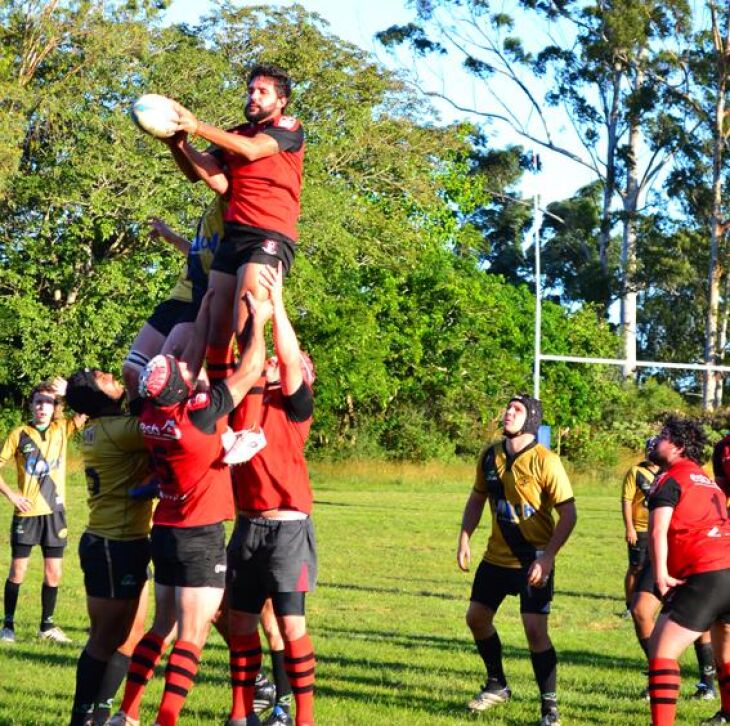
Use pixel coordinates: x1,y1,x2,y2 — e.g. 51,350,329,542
0,418,79,516
474,440,574,569
80,416,153,540
621,461,659,532
168,197,225,303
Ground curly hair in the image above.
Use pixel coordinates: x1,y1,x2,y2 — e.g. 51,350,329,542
248,64,292,104
30,381,56,402
660,415,707,464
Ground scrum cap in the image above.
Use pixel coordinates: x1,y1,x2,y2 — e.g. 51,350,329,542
139,354,191,407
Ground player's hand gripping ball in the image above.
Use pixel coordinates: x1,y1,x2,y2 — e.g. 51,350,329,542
130,94,179,138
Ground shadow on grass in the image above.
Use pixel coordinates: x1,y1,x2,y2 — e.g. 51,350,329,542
319,580,460,601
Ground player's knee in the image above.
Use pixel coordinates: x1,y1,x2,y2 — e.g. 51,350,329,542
465,602,491,635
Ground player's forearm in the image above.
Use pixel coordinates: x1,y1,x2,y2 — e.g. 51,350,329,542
159,229,191,255
544,501,577,559
193,123,277,161
272,301,300,367
621,501,634,530
0,475,16,503
181,301,211,380
179,141,229,194
167,141,200,182
460,493,486,538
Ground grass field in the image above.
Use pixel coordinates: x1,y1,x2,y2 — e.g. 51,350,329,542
0,454,718,725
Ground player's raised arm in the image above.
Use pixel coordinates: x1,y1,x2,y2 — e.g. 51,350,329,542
148,217,191,255
162,126,229,194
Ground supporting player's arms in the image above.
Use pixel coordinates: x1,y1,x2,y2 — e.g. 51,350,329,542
649,506,685,595
224,292,274,408
457,490,488,572
527,500,577,586
260,262,302,396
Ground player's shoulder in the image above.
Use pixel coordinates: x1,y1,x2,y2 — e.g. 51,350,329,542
274,114,301,130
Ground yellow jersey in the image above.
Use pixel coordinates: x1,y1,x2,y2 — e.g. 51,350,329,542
0,418,79,516
474,440,574,569
168,197,225,302
80,416,153,540
621,461,658,532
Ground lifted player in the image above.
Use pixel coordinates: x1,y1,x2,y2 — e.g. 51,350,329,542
0,382,85,644
457,395,577,726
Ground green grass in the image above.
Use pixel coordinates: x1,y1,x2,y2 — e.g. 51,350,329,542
0,455,718,724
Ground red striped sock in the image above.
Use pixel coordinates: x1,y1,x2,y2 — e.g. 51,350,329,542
229,632,262,719
155,640,201,726
206,341,236,383
649,657,681,726
285,633,316,726
719,661,730,714
120,630,166,719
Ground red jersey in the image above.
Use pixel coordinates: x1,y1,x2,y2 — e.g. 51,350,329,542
649,458,730,578
223,116,304,241
232,383,313,514
139,386,235,527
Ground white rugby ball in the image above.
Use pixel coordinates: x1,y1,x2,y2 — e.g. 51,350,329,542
130,94,179,138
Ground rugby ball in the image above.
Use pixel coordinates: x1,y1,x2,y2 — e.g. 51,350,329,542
130,94,179,138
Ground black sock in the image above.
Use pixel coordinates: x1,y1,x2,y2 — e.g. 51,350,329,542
475,632,507,687
3,580,19,628
639,637,650,658
40,583,58,631
92,650,130,722
69,649,107,726
271,648,292,701
530,647,558,714
695,640,716,688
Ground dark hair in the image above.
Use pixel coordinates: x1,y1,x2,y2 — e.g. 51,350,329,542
248,64,292,103
66,369,118,417
660,415,707,464
30,382,56,402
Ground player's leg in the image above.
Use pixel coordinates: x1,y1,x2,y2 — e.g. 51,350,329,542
699,608,730,724
465,561,512,712
631,563,660,658
160,321,195,358
275,605,313,726
39,525,69,641
694,630,718,700
261,597,292,721
521,570,559,726
2,548,30,641
206,270,238,382
123,322,166,399
625,531,647,615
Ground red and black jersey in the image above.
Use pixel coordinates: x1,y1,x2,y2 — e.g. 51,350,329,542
222,115,304,242
139,383,235,528
232,382,313,513
712,433,730,497
649,458,730,578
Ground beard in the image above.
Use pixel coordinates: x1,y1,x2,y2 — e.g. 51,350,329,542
245,100,278,123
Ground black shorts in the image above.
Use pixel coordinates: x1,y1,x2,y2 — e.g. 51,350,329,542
11,511,68,558
211,224,295,276
635,560,659,596
79,532,151,599
628,531,649,569
661,569,730,632
227,516,317,615
151,523,227,588
147,298,198,336
470,560,554,615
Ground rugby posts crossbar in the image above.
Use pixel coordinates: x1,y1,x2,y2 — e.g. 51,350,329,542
538,353,730,374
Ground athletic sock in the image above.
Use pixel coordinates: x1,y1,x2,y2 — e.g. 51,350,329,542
155,640,201,726
93,650,131,722
3,580,19,628
285,633,316,726
475,632,507,688
230,376,266,432
206,341,236,383
639,637,650,658
39,583,58,631
271,648,292,700
120,630,166,719
694,640,716,689
648,657,681,726
719,661,730,714
69,649,107,726
230,632,262,719
530,647,558,714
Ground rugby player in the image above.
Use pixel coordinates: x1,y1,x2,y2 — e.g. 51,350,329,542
109,289,272,726
0,382,85,644
226,263,316,726
123,197,224,401
645,416,730,726
166,64,304,464
457,394,577,726
65,369,155,726
621,437,661,616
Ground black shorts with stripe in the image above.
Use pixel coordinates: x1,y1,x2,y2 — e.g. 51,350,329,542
470,560,554,615
661,568,730,632
79,532,150,599
11,511,68,558
211,224,295,276
151,522,227,588
227,515,317,616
